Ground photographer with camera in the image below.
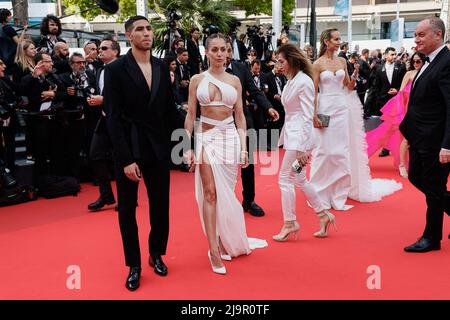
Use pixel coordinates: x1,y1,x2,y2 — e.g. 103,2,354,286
21,52,67,177
162,9,185,58
60,52,96,178
87,38,120,211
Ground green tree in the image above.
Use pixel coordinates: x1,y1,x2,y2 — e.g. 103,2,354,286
233,0,296,25
62,0,136,22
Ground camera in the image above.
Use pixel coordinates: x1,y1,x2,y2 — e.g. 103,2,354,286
246,25,258,38
204,24,219,36
167,8,181,29
72,72,95,100
229,20,241,35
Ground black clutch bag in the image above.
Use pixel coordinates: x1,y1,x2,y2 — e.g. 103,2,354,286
317,114,330,127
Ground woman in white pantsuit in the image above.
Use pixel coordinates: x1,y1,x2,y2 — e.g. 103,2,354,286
272,44,336,242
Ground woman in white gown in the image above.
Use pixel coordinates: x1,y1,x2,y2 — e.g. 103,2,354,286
184,34,267,275
272,44,337,241
310,28,402,211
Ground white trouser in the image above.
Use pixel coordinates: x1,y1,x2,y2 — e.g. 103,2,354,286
279,150,325,221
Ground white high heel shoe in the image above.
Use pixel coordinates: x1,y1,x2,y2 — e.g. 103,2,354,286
220,253,232,261
208,251,226,275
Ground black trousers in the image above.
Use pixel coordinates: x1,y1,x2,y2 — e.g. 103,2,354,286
241,134,256,203
89,117,114,201
408,147,450,242
115,153,170,267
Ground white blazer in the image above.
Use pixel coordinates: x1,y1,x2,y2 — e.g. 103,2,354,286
278,71,316,152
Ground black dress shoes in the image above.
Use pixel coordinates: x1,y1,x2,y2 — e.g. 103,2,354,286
149,255,168,276
378,148,390,157
242,200,265,217
88,197,116,211
125,267,141,291
404,237,441,253
0,170,16,188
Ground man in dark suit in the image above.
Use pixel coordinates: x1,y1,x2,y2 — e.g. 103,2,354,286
175,47,190,103
186,27,202,76
225,39,279,217
104,16,180,290
372,47,406,156
87,38,121,212
338,42,348,60
400,17,450,252
358,49,371,107
372,47,406,116
264,62,286,149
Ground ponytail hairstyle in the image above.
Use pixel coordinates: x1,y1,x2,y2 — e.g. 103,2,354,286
319,28,339,58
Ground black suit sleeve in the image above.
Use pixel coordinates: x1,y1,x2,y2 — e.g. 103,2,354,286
242,65,272,112
440,60,450,149
103,64,134,168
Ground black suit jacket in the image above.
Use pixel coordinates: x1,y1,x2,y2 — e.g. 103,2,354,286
186,38,201,75
264,71,286,112
400,47,450,150
373,62,406,108
103,50,180,168
230,61,272,129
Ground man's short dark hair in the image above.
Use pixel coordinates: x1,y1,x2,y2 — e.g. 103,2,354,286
176,47,188,56
40,14,62,37
340,42,348,50
190,27,200,35
362,48,369,55
125,15,149,32
349,52,359,60
69,52,84,64
251,59,261,67
34,52,51,64
385,47,396,54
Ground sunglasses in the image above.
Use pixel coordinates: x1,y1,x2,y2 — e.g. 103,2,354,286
412,60,423,64
99,46,111,51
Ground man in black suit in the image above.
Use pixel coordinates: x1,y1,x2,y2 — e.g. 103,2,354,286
338,42,348,60
104,16,180,290
175,47,190,103
264,62,286,149
358,49,371,107
400,17,450,252
225,39,279,217
186,27,202,76
372,47,406,116
372,47,406,156
87,38,121,212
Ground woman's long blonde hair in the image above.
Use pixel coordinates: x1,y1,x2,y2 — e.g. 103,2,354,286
14,39,36,72
319,28,339,58
276,44,314,80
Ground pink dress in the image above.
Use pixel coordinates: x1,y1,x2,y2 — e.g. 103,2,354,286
366,81,412,167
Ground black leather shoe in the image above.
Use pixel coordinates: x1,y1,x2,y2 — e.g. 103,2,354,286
378,148,390,157
242,201,265,217
149,255,168,276
404,237,441,253
88,197,116,211
125,267,141,291
0,170,16,188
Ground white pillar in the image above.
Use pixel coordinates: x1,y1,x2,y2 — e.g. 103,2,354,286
136,0,148,18
348,0,352,50
272,0,282,49
396,0,400,20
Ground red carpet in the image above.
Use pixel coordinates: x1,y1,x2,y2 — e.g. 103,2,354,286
0,150,449,300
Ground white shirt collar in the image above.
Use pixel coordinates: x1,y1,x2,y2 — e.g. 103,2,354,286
428,44,446,63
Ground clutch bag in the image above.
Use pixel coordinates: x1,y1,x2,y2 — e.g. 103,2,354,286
317,114,330,127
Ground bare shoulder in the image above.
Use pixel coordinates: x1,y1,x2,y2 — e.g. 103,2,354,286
338,57,347,67
228,74,242,90
190,73,203,85
313,58,323,72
